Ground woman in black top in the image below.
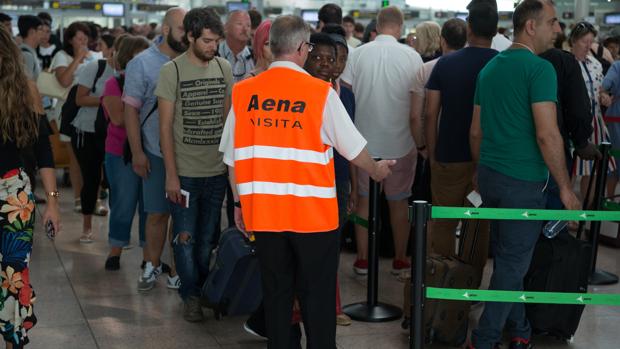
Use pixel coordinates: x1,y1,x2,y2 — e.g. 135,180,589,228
0,26,60,348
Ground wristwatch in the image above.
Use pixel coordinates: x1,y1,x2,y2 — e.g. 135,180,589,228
417,145,427,151
234,201,242,208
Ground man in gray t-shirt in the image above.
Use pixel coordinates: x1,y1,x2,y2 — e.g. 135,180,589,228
17,15,43,81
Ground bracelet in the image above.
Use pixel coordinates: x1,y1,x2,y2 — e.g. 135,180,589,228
417,145,427,151
46,191,60,198
234,201,242,208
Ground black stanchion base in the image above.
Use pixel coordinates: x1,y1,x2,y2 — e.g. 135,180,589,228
589,269,619,285
342,302,402,323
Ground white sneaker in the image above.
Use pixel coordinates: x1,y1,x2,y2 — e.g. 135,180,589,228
137,262,162,292
79,230,94,244
167,274,181,289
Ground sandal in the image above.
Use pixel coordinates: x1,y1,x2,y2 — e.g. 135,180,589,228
79,230,94,243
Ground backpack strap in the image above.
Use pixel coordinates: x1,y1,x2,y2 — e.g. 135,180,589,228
91,59,107,94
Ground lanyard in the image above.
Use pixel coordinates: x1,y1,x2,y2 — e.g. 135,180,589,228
581,60,597,117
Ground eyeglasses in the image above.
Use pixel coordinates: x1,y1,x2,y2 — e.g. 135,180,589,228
297,41,315,53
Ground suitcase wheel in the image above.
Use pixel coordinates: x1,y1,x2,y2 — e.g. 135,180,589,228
401,317,409,330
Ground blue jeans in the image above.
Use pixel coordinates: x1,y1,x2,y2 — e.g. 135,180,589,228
169,174,227,300
104,153,146,247
472,165,547,349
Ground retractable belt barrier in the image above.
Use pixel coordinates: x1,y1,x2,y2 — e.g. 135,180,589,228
409,203,620,349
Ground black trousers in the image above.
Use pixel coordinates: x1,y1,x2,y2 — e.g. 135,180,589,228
71,131,104,215
254,230,339,349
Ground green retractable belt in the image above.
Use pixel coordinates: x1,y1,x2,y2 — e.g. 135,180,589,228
426,287,620,306
430,206,620,221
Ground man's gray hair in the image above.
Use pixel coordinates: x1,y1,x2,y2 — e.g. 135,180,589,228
269,15,311,57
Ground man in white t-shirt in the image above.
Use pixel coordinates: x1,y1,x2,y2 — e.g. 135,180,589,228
340,6,424,276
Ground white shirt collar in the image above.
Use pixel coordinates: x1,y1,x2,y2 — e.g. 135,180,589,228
374,34,398,43
268,61,309,75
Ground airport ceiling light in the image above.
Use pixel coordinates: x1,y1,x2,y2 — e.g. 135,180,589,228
406,0,515,11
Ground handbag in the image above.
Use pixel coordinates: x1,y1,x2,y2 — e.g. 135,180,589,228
36,70,70,100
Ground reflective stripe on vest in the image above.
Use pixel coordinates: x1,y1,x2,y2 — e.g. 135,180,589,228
232,67,338,233
235,145,334,165
237,181,336,198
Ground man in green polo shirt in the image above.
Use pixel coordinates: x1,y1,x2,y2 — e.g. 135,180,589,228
468,1,581,348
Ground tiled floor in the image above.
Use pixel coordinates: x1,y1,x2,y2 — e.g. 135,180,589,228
26,183,620,349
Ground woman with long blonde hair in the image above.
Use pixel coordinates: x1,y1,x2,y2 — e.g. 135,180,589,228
0,26,60,348
414,21,442,62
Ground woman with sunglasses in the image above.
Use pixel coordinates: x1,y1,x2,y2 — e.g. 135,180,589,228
570,21,616,204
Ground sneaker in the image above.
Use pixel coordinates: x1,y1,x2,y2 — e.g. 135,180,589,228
353,259,368,275
140,260,171,274
391,259,411,275
94,199,108,216
79,230,94,243
137,262,162,292
509,338,533,349
336,313,352,326
74,199,82,213
243,320,267,338
183,296,204,322
105,256,120,271
167,274,181,289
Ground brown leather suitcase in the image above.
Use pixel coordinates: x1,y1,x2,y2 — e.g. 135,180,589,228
402,220,480,346
403,254,475,346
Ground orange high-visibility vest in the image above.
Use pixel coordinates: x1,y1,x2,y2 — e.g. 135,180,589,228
231,67,338,233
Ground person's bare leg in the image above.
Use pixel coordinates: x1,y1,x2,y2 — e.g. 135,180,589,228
354,196,369,261
388,199,410,262
109,246,122,257
6,341,12,349
83,214,92,232
146,213,169,268
67,145,82,201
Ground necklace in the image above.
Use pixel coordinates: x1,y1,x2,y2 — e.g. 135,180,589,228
512,42,535,54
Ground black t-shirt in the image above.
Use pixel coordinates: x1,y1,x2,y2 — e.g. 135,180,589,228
426,47,498,162
1,116,54,176
539,48,593,150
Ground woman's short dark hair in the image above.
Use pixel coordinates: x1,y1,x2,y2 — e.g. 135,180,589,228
63,21,91,57
183,7,224,46
310,32,337,55
569,21,598,45
100,34,115,50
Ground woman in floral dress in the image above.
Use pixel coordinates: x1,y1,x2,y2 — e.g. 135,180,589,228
0,27,60,348
570,22,616,202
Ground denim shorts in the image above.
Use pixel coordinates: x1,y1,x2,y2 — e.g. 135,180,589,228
142,151,170,214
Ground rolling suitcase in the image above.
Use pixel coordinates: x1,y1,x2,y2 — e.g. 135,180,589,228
524,233,591,340
402,220,480,346
202,227,262,319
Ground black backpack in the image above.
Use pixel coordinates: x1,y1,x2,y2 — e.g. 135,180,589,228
59,59,107,137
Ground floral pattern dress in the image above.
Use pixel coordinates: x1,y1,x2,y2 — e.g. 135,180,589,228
574,55,617,176
0,169,37,347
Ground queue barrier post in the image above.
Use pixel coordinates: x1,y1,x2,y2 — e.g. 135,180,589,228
343,175,402,322
588,142,619,285
410,201,430,349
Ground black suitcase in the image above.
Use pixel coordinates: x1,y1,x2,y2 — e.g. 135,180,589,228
524,233,592,340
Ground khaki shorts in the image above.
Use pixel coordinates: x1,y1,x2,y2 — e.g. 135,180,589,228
357,149,417,201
